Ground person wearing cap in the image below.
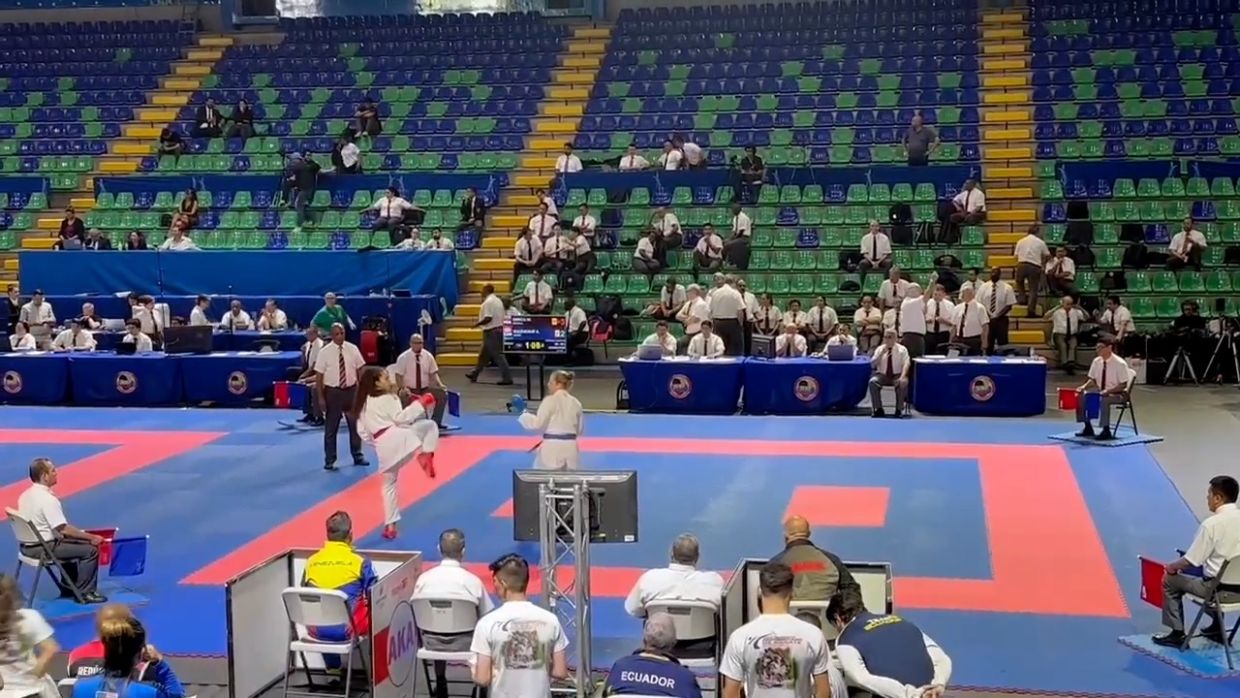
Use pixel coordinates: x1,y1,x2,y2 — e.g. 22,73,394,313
770,515,861,602
51,318,97,352
603,613,704,698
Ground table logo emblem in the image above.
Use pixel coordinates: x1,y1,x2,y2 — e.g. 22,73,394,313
116,371,138,395
970,375,996,402
386,600,416,687
227,371,248,395
2,371,21,394
794,376,820,402
668,374,693,400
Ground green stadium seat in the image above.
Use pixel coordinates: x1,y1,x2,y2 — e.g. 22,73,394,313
1128,271,1152,292
1212,178,1237,197
1129,296,1157,318
1179,272,1205,293
1112,179,1137,198
1152,271,1180,292
1155,297,1181,318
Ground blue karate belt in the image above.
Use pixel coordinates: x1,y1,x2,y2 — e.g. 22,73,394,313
543,434,577,440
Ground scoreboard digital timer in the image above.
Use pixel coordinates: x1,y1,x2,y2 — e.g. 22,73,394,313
503,314,569,354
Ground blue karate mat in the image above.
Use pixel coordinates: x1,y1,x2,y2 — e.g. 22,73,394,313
1048,425,1165,447
1119,634,1240,679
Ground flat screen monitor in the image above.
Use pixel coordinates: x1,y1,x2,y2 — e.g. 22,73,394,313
511,470,638,544
163,325,212,354
751,334,774,358
503,314,568,354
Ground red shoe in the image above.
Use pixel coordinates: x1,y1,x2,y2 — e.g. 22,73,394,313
418,452,436,478
382,525,397,540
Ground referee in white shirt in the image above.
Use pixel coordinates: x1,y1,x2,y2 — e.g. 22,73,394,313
313,323,368,470
414,528,494,698
708,276,745,356
1013,223,1050,318
394,333,447,425
16,458,106,603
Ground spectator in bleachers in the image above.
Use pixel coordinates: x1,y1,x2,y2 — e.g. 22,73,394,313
869,329,910,417
331,133,361,174
225,98,256,141
413,529,492,698
19,290,54,350
53,207,85,250
603,613,703,698
687,320,726,359
295,326,325,426
675,134,705,170
459,187,486,230
658,139,683,171
1013,223,1049,318
257,299,288,331
1098,295,1134,346
725,203,752,270
302,511,378,646
854,295,883,354
639,320,678,357
540,225,571,274
192,97,223,138
527,200,557,242
121,320,154,353
732,146,766,204
925,284,955,355
536,188,559,218
178,189,199,229
371,187,416,245
158,224,198,251
773,515,861,602
1073,337,1130,442
565,298,589,357
642,278,686,321
513,228,543,286
977,267,1016,352
555,143,583,174
959,268,979,295
125,230,148,251
952,287,988,355
280,152,320,227
877,266,910,310
1048,295,1088,375
783,298,807,331
618,143,650,171
157,127,184,159
220,300,255,331
84,227,111,251
829,588,952,698
354,97,382,138
1168,216,1208,271
737,278,759,349
776,323,808,358
523,270,553,314
652,206,683,262
633,229,663,279
5,285,19,330
692,223,724,278
188,295,211,327
312,293,355,335
805,296,839,353
1045,246,1077,298
899,283,928,358
571,203,596,242
10,321,35,351
52,318,96,352
753,293,782,337
707,275,745,355
471,555,568,695
949,178,987,227
424,228,455,251
570,225,595,278
859,220,893,278
80,303,103,330
902,113,941,167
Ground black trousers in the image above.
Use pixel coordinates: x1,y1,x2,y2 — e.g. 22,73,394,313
26,539,99,595
471,327,512,382
988,315,1009,352
323,386,362,465
714,318,743,356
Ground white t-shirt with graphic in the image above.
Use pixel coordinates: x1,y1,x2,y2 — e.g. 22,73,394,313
720,613,836,698
0,609,57,698
470,600,567,698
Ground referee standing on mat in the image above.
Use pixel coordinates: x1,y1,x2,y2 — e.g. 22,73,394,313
314,323,369,471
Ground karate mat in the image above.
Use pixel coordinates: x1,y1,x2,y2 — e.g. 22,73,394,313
0,406,1222,698
1118,634,1240,679
1048,425,1165,447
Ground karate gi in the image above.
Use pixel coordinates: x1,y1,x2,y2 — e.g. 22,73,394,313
518,389,583,470
358,393,439,525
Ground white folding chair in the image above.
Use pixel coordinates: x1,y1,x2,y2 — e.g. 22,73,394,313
280,587,368,698
1183,556,1240,669
645,599,720,671
5,507,82,604
411,596,481,698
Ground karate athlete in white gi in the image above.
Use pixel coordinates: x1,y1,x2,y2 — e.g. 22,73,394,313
513,370,583,470
354,366,439,540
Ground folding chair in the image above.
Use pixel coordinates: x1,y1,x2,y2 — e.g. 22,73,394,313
1111,368,1139,434
645,599,720,672
1183,556,1240,669
411,596,481,698
5,507,84,604
280,587,368,698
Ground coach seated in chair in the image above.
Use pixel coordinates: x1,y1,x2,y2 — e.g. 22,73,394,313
413,528,493,698
603,613,704,698
770,515,861,604
625,533,724,658
302,511,377,660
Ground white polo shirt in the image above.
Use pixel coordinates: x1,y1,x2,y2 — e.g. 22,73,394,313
394,347,439,391
1014,234,1050,266
313,340,366,388
1183,502,1240,578
16,484,67,540
413,558,495,615
478,294,506,331
471,600,567,698
623,563,725,617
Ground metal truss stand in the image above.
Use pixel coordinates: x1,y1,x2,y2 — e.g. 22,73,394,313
537,481,592,698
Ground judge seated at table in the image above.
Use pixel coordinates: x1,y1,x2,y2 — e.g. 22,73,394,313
824,324,857,349
686,320,726,359
639,321,678,357
52,318,97,352
1073,336,1130,442
869,329,910,418
774,323,808,358
256,299,288,331
9,321,36,351
219,300,255,331
121,320,154,353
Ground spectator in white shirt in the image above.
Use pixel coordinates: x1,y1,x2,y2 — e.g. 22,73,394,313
1073,336,1130,441
643,278,685,320
19,290,56,350
829,588,952,698
977,267,1017,353
1048,294,1089,374
526,201,557,242
51,318,96,352
571,203,596,241
869,329,910,417
854,295,884,354
959,268,980,295
951,286,989,355
370,187,415,240
554,143,583,174
1013,223,1050,318
676,135,705,170
189,294,212,327
1099,295,1135,343
707,276,746,356
522,270,553,314
651,206,683,259
877,267,910,310
220,299,255,331
121,320,154,353
775,323,808,358
618,143,651,171
159,225,199,251
753,293,782,337
687,320,726,359
658,139,683,171
424,228,455,251
625,533,724,656
539,225,572,275
257,299,289,331
724,202,752,270
949,178,986,224
1168,216,1208,271
1045,246,1077,298
639,320,678,357
9,321,36,351
394,333,447,424
512,228,543,286
535,188,559,218
805,296,838,353
924,284,955,355
859,220,893,276
565,298,589,355
570,227,595,276
693,223,725,277
899,283,929,358
632,228,664,278
472,555,568,695
334,134,360,174
736,278,760,349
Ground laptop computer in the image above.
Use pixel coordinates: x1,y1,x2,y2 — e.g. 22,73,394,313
115,341,137,355
826,343,857,361
635,344,665,360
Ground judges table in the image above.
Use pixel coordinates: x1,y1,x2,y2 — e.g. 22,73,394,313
743,357,872,414
93,330,304,353
619,357,745,414
0,351,302,406
911,356,1048,417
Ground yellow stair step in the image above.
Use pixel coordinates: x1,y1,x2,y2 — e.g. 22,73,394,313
136,108,179,122
562,56,601,69
983,27,1025,40
982,43,1028,56
36,217,61,230
983,91,1031,105
982,12,1025,23
481,235,518,249
514,173,551,188
468,279,510,294
507,194,540,207
1009,329,1047,345
983,146,1033,159
532,120,577,134
983,110,1031,123
989,232,1023,245
3,259,17,272
529,137,568,151
151,94,188,107
565,41,606,54
548,87,589,100
542,103,583,118
552,71,595,85
112,143,153,156
982,57,1028,72
476,258,515,271
982,75,1028,89
124,125,163,139
438,352,479,367
521,155,556,169
983,128,1032,141
98,161,140,174
989,186,1035,200
455,304,481,317
988,254,1018,268
446,327,483,342
197,36,234,48
988,165,1034,178
22,238,55,250
186,49,224,62
492,214,531,228
573,27,611,39
69,197,95,209
989,209,1038,223
162,78,201,90
174,64,212,77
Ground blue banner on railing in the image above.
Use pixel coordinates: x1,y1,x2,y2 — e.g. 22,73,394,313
19,250,459,308
0,177,49,196
554,165,980,198
94,172,503,204
1056,160,1181,186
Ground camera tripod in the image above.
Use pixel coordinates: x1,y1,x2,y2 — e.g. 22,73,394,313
1203,315,1240,384
1166,343,1199,384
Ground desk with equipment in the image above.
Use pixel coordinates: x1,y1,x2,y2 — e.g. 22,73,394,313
742,357,873,414
911,356,1048,417
504,314,568,401
93,329,305,353
225,548,421,698
618,357,745,414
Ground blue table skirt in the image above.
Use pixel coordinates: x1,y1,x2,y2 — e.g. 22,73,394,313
743,357,873,414
181,351,303,405
68,353,183,406
911,357,1049,417
0,353,70,404
619,358,745,414
93,330,304,353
